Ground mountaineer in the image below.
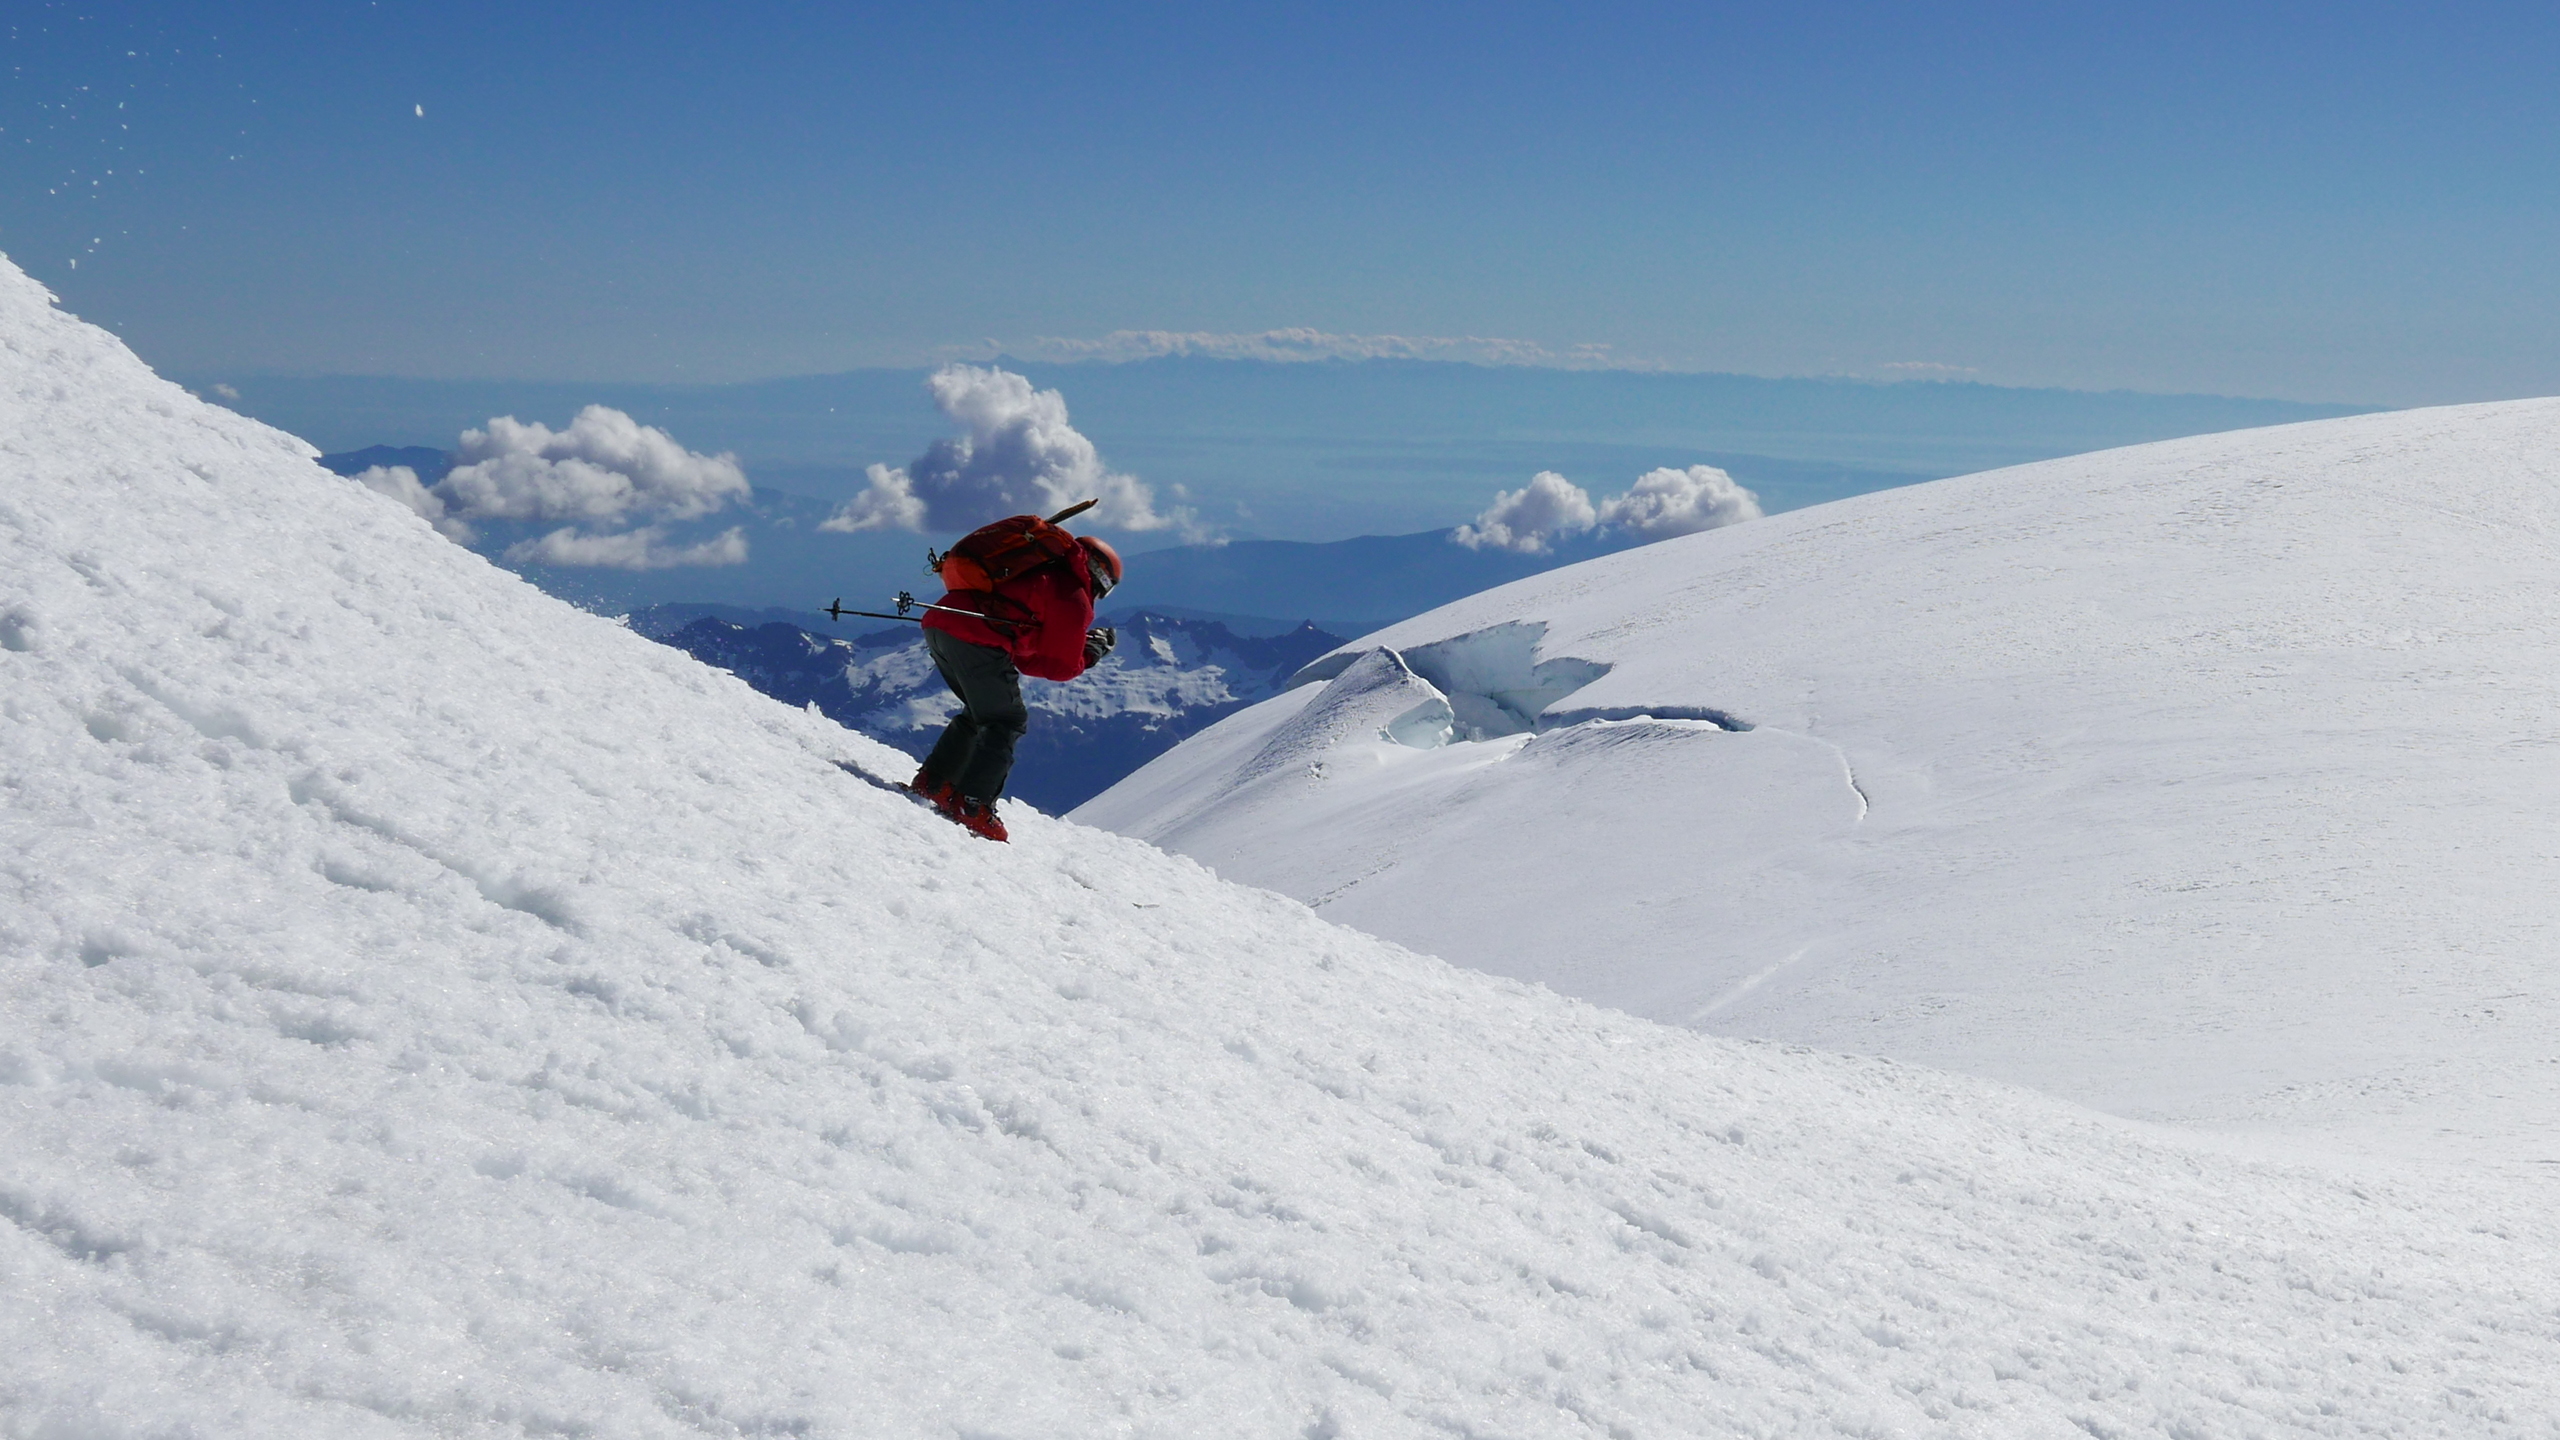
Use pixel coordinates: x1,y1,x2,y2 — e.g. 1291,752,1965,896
909,510,1122,842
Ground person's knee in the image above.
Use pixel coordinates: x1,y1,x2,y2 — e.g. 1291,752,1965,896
984,700,1029,737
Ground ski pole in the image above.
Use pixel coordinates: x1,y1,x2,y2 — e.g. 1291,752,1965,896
820,594,1044,628
822,599,922,624
892,589,1034,622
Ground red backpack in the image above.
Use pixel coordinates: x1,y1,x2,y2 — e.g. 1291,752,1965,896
930,502,1095,593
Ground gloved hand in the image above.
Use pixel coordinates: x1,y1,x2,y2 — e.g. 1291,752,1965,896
1083,626,1117,667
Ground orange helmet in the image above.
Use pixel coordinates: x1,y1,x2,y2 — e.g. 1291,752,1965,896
1077,535,1122,595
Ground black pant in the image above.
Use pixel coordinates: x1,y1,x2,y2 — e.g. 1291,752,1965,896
922,628,1029,803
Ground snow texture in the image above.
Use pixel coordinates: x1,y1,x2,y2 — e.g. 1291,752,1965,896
1081,394,2560,1174
5,256,2559,1436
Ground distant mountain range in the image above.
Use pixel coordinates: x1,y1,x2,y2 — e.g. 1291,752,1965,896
628,605,1346,813
317,443,453,480
246,356,2370,541
316,446,1633,631
299,359,2376,628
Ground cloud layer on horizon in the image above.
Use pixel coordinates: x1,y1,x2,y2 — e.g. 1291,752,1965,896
825,365,1192,537
1453,465,1764,554
1007,328,1621,369
352,405,751,570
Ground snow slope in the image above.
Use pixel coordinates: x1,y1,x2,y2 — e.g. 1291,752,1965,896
1078,400,2560,1169
5,257,2559,1436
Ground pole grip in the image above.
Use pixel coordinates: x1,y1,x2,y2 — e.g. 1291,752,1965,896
1045,498,1099,526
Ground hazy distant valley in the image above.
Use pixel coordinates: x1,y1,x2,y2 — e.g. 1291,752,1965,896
631,604,1346,812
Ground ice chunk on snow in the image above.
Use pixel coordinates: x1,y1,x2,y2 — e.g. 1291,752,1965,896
1382,693,1454,749
1400,621,1611,738
1251,646,1454,770
1289,620,1633,741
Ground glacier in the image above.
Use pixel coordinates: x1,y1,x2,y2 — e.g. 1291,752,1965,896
5,255,2559,1436
1080,395,2560,1172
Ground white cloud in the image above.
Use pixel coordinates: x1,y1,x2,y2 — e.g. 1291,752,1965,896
821,462,929,534
503,526,749,571
1878,361,1981,379
1008,328,1622,369
825,365,1193,537
1453,465,1762,553
441,405,747,525
1597,465,1764,539
1451,472,1599,554
341,406,751,568
350,464,477,543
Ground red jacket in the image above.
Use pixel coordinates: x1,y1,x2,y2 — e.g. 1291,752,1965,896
921,544,1100,682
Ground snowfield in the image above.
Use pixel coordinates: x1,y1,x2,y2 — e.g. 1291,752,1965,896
5,255,2559,1436
1080,395,2560,1172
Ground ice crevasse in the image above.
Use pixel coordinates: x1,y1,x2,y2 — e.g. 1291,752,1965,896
3,255,2559,1436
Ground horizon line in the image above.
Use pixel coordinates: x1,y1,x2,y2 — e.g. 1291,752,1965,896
181,358,2391,414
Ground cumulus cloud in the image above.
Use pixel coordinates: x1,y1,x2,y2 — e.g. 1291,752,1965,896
825,365,1193,537
441,405,747,526
1453,464,1761,553
350,465,473,542
345,406,751,568
1451,472,1599,554
1597,465,1764,539
824,462,930,534
503,526,749,571
1008,328,1622,369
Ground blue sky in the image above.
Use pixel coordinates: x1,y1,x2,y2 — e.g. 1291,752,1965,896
7,1,2558,404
